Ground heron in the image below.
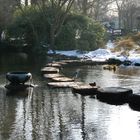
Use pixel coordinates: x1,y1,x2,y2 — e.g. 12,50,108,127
73,69,80,80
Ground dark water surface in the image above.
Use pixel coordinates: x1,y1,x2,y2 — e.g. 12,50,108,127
0,54,140,140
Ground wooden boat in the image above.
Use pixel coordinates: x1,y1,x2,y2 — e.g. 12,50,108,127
6,71,32,84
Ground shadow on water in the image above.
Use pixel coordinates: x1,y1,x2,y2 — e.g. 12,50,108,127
0,87,34,140
0,52,47,74
6,87,33,98
81,96,86,140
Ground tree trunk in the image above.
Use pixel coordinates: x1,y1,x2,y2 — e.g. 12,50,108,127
31,0,38,5
25,0,28,6
50,25,55,53
82,0,87,15
118,11,121,28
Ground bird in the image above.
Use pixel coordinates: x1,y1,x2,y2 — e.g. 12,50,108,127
73,69,80,80
89,82,96,87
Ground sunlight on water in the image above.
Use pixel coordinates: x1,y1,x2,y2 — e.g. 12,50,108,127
9,88,33,140
1,64,140,140
107,106,140,140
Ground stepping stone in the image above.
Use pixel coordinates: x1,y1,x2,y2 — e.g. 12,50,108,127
97,87,133,105
72,84,98,95
47,82,83,88
41,67,59,74
46,63,62,68
129,93,140,108
55,62,68,66
51,76,74,82
44,74,63,79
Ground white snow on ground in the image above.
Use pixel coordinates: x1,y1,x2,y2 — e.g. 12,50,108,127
106,40,115,49
128,53,140,64
54,50,83,57
81,49,114,62
47,40,140,65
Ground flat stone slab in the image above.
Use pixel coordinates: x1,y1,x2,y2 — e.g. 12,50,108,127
97,87,133,104
97,87,132,94
51,76,74,82
129,93,140,106
47,82,83,88
72,85,98,95
44,73,63,79
41,67,59,74
54,62,68,66
46,63,62,68
129,93,140,111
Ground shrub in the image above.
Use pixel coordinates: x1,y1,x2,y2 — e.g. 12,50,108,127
56,14,105,51
7,6,106,53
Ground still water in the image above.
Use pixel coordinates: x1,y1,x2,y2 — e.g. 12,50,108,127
1,54,140,140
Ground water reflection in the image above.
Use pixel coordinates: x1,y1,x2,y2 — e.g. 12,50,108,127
6,88,32,98
81,96,86,140
61,65,140,140
1,57,140,140
0,87,33,140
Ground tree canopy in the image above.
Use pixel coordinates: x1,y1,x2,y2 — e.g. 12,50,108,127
7,5,105,53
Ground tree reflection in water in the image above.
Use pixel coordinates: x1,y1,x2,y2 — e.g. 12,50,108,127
81,95,86,140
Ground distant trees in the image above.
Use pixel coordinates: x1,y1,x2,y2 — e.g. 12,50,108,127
43,0,75,50
8,4,105,52
56,15,105,51
73,0,114,20
115,0,140,31
0,0,20,24
137,16,140,30
30,0,39,5
0,0,20,39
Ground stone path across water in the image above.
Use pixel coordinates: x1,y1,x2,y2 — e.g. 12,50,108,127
41,60,139,106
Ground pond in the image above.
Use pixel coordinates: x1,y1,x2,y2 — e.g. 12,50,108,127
0,54,140,140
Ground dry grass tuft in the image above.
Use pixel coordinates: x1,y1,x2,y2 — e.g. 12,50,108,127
132,32,140,41
114,38,136,52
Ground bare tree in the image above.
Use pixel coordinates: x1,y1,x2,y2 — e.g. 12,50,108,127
73,0,114,20
115,0,140,30
31,0,38,5
0,0,20,34
14,0,74,50
37,0,75,50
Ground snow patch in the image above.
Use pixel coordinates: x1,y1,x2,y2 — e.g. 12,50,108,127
47,41,140,65
55,50,83,57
